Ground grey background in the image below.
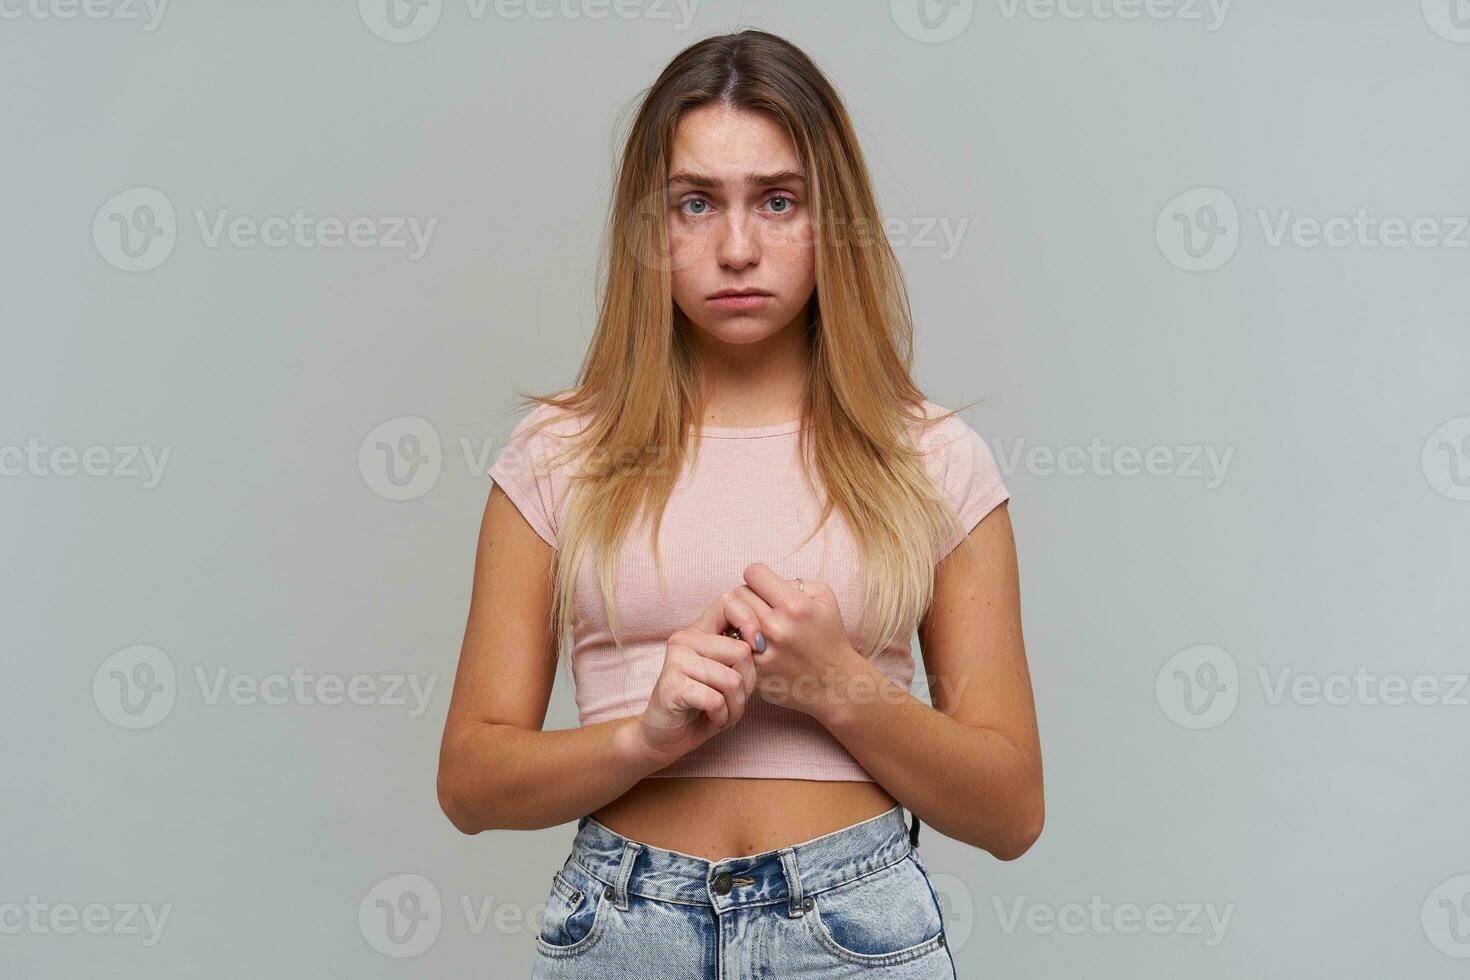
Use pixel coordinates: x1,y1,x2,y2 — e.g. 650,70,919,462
4,1,1468,976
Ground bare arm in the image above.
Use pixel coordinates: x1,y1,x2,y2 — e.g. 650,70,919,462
813,502,1044,860
435,485,665,834
436,483,758,834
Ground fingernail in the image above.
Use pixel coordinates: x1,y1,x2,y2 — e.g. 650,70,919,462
755,633,767,653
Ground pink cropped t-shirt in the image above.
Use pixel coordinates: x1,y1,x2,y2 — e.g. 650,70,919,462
486,399,1009,781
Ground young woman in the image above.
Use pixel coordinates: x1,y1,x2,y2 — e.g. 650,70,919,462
437,29,1043,978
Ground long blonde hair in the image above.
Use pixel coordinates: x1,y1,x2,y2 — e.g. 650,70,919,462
507,29,988,664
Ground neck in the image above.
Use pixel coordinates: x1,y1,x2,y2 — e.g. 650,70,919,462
687,310,810,427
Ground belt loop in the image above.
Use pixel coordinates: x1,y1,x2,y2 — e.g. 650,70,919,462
779,847,805,918
909,810,921,849
611,840,642,911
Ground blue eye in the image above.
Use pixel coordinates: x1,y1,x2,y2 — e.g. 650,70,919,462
682,199,711,215
767,195,796,214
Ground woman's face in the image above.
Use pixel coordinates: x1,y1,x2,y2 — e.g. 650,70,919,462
664,104,816,347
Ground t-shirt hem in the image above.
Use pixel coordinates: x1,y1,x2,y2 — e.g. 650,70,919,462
941,485,1011,559
488,468,557,549
645,765,876,782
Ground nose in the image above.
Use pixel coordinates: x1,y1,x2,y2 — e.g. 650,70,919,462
716,212,759,270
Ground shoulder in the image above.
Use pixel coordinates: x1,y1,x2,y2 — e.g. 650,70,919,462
486,391,589,549
907,399,988,460
504,391,587,445
908,398,1011,552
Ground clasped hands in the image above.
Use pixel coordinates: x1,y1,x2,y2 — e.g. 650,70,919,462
630,562,869,768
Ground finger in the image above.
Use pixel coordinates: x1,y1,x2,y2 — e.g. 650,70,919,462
681,675,728,728
670,644,746,717
670,629,753,671
715,595,766,656
676,643,746,696
741,562,806,610
732,584,774,626
690,591,744,638
673,632,757,706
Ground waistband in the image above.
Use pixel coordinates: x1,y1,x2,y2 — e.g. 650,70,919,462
568,804,915,914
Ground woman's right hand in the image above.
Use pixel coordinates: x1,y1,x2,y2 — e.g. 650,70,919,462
623,595,765,771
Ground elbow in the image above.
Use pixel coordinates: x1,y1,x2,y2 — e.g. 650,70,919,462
992,793,1045,862
437,771,484,836
436,732,490,835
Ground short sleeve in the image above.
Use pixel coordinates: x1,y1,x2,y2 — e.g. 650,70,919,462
486,403,571,549
919,405,1010,560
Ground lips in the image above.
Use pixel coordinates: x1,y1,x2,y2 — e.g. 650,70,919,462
708,289,772,299
708,292,773,309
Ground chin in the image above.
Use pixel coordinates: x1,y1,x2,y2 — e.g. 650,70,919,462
691,318,785,344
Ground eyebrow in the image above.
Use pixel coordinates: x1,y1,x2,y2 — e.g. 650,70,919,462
666,169,807,189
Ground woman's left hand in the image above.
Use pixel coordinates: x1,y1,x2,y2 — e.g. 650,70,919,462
725,563,868,720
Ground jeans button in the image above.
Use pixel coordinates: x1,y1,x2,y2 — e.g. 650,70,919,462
712,872,733,895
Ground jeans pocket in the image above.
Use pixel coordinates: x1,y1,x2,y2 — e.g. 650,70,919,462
535,861,613,959
805,854,947,967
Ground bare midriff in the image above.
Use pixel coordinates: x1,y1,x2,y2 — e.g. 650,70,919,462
589,776,899,861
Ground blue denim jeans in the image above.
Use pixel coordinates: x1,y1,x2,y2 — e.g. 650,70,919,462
531,803,957,978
